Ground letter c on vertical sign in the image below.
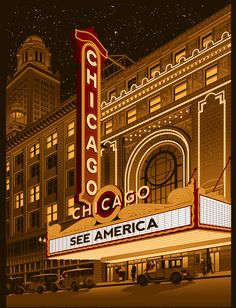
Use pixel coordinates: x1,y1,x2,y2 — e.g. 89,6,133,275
87,114,97,130
87,50,97,67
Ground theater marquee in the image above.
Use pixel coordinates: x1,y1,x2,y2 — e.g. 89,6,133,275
49,206,192,256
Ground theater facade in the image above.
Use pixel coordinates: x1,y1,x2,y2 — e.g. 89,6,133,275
6,5,231,283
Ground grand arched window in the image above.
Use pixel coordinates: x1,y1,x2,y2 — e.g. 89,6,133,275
140,144,183,204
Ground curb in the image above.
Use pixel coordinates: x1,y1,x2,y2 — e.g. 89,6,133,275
94,274,231,288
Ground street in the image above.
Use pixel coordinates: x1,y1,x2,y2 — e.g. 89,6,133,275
7,277,230,308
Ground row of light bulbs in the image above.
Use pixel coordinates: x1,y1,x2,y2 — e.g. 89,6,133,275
101,37,230,118
125,109,190,142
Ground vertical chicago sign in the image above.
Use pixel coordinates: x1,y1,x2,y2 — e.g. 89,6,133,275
72,29,108,217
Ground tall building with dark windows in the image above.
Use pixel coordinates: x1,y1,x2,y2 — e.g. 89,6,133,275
6,35,60,138
6,5,231,283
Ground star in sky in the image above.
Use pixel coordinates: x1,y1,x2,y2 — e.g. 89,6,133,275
5,0,231,101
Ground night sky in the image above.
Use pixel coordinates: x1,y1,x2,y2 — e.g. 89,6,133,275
5,0,231,101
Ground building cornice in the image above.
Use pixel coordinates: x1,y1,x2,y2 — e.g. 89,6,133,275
101,31,231,119
7,99,76,149
7,63,60,88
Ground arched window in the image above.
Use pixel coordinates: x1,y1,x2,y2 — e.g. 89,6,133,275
35,51,38,61
140,144,183,204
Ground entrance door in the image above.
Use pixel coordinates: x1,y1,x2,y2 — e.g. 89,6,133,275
210,252,219,272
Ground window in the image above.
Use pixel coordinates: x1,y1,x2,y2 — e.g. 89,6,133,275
202,33,213,48
46,178,57,195
140,145,183,204
67,144,75,160
174,81,187,101
46,132,57,149
15,192,24,208
6,178,10,191
30,211,40,229
205,65,218,85
29,185,40,203
150,64,160,77
29,142,40,158
127,77,137,91
126,108,136,124
47,154,57,169
174,49,186,63
169,259,182,267
149,95,161,113
67,121,75,137
15,171,23,186
67,197,75,216
15,216,23,233
47,204,57,224
6,160,10,176
30,163,39,178
105,120,112,135
108,89,116,100
15,152,23,166
67,170,75,187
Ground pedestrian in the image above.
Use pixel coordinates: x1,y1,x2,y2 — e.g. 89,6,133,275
145,260,155,273
207,257,214,274
114,265,120,282
120,265,126,281
200,257,206,276
131,265,136,281
145,260,151,272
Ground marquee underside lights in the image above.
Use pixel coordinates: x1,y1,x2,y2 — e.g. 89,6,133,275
49,206,192,255
199,195,231,229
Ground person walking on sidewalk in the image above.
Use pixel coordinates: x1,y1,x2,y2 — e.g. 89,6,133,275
131,265,136,281
207,256,214,274
200,257,206,276
115,265,120,282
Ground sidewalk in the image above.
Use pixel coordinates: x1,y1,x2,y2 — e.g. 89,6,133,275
95,271,231,288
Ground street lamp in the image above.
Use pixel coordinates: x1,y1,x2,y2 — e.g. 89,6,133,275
38,236,46,273
38,236,46,244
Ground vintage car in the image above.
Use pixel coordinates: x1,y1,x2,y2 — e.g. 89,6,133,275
52,268,96,292
25,273,59,294
6,276,25,295
137,258,196,286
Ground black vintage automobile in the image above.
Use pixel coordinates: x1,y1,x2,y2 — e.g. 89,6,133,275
24,273,59,294
6,277,25,295
137,258,196,286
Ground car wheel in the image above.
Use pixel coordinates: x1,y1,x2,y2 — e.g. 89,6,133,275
84,277,94,289
138,275,148,286
171,272,182,284
51,283,58,292
37,286,44,294
71,282,79,292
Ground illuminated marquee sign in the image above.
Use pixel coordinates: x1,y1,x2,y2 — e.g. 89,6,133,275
49,206,192,255
72,29,108,211
199,195,231,229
